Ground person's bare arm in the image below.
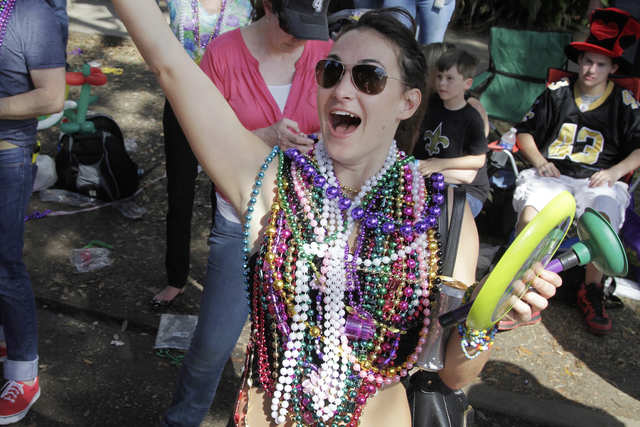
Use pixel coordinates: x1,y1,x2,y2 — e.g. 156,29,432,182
440,169,478,184
589,148,640,187
438,190,562,389
467,97,489,137
438,191,488,389
517,132,561,177
111,0,271,215
417,154,484,184
0,67,65,120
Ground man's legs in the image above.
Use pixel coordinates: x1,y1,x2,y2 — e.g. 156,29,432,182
162,210,248,426
415,0,456,44
573,186,630,335
513,168,573,233
515,205,539,234
0,146,40,424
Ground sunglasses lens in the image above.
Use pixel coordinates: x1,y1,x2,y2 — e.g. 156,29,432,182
352,64,387,95
316,60,344,89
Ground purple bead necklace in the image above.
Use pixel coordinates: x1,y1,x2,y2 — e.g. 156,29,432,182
191,0,228,49
0,0,17,51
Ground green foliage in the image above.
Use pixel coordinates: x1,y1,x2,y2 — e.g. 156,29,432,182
452,0,591,32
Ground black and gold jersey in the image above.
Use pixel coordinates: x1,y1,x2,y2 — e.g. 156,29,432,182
516,78,640,178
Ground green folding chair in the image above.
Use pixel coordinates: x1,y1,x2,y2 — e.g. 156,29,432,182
471,27,573,124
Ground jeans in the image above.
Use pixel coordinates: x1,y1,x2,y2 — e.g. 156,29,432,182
0,147,38,381
163,100,216,288
466,193,483,218
162,210,248,426
381,0,456,44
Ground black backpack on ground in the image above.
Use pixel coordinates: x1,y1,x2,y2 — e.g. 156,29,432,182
55,114,139,201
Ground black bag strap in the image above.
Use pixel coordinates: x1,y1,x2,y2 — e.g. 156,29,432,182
438,186,467,277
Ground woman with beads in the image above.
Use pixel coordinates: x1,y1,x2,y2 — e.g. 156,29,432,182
151,0,253,309
161,0,331,425
113,1,561,425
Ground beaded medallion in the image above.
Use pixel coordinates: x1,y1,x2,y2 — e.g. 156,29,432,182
244,141,446,426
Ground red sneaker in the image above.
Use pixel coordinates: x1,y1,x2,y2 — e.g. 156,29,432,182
497,311,542,331
0,378,40,425
577,282,612,335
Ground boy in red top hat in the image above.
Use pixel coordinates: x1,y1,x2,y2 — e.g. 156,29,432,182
511,8,640,335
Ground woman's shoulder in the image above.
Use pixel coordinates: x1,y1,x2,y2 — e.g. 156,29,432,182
204,28,249,68
209,27,243,49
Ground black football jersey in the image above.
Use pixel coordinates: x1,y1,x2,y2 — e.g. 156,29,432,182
516,78,640,178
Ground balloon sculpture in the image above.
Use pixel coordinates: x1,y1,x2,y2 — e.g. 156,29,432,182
60,63,107,135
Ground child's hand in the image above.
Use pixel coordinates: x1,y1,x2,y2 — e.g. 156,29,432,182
417,158,442,176
589,169,619,187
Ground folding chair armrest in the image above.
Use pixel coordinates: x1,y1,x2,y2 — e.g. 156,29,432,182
488,140,519,178
627,171,640,194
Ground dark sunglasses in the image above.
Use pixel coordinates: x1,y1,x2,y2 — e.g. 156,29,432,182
315,59,405,95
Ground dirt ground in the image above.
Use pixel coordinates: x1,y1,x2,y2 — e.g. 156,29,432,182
22,31,640,426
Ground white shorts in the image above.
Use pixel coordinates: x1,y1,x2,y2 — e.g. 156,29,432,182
512,168,630,231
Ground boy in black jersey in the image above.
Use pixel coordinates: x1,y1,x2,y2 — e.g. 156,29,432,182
513,8,640,335
413,48,489,217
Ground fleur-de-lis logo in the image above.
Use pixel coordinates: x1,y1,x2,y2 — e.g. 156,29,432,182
423,122,449,155
313,0,323,13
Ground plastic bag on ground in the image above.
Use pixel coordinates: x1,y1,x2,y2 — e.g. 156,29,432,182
70,247,113,272
115,199,146,219
33,155,58,192
154,314,198,350
124,138,138,153
40,189,101,207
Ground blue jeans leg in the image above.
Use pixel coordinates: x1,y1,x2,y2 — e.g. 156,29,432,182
353,0,381,9
466,193,484,218
162,210,248,427
415,0,456,44
382,0,417,22
0,147,39,381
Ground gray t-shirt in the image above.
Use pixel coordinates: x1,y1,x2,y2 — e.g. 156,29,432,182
0,0,66,147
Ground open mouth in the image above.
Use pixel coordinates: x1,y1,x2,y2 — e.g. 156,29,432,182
329,110,361,135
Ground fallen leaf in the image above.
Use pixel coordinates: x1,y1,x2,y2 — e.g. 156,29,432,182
517,345,533,356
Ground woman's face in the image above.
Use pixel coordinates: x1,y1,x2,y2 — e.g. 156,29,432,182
317,28,419,171
264,7,306,51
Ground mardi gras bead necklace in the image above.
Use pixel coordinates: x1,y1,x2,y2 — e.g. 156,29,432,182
178,0,227,48
245,141,446,426
0,0,17,51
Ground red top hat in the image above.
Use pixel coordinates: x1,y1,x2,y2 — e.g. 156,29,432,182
565,7,640,74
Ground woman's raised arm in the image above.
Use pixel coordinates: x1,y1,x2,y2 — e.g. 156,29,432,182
111,0,272,213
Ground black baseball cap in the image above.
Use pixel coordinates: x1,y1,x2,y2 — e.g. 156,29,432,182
278,0,330,41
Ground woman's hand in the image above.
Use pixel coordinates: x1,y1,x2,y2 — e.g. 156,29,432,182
507,262,562,323
259,118,315,153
